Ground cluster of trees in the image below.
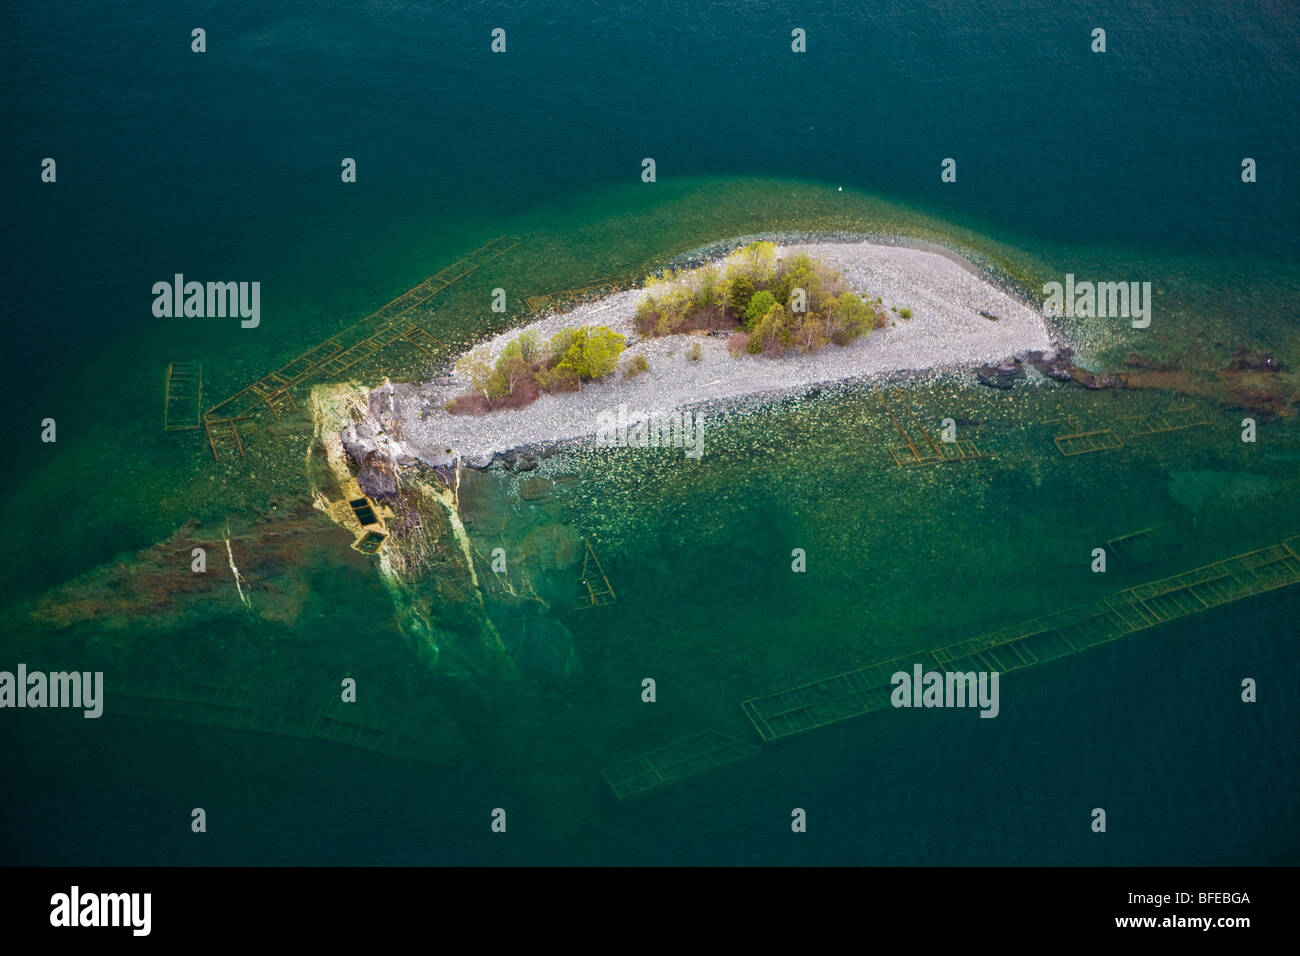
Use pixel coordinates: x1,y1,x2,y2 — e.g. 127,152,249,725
448,324,627,415
634,242,888,357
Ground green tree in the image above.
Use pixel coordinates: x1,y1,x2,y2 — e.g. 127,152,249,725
724,272,756,318
495,352,533,395
555,325,626,383
549,326,578,359
744,290,777,330
456,346,495,399
832,292,876,342
504,330,541,362
750,302,792,354
734,241,778,285
696,266,721,307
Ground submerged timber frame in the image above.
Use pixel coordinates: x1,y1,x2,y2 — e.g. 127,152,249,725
525,276,631,316
1045,405,1210,457
602,533,1300,800
876,387,986,466
111,683,451,766
576,537,616,610
740,535,1300,743
162,361,203,431
194,236,518,459
602,731,759,800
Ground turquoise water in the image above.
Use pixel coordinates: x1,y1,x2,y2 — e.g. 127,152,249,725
1,0,1298,864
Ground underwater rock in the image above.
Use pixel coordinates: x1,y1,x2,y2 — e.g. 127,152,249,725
27,500,367,632
1228,348,1284,373
976,358,1024,389
1123,351,1175,371
520,477,552,501
508,615,578,680
1026,347,1075,382
502,451,539,472
518,523,583,572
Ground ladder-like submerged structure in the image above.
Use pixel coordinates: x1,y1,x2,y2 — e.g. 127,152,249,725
1113,406,1213,440
575,537,617,610
196,236,518,459
1107,526,1163,566
111,684,452,766
602,731,759,800
740,535,1300,743
1046,406,1210,457
876,387,986,466
162,362,203,431
526,276,629,316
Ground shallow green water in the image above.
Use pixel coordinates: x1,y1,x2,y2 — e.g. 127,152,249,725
4,0,1298,862
6,181,1299,864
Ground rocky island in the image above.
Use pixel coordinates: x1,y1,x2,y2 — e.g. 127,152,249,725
335,239,1055,486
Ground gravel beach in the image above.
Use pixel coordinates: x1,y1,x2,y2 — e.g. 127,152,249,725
347,241,1054,469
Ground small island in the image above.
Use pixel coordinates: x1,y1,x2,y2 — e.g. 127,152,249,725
339,239,1055,477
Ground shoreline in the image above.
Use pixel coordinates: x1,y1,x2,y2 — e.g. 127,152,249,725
342,239,1061,476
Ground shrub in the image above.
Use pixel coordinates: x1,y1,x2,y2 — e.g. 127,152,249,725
555,325,626,382
513,330,541,362
795,314,829,353
445,393,493,415
899,307,913,319
727,332,749,356
630,247,886,359
687,341,702,362
537,364,580,392
622,353,649,379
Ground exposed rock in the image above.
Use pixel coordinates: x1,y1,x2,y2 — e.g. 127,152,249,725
1026,347,1075,382
502,452,539,473
976,358,1024,389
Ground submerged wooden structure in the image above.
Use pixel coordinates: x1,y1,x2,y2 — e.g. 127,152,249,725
876,387,986,466
740,535,1300,743
602,731,759,800
1113,406,1213,440
1046,406,1210,458
192,236,518,459
317,471,395,555
162,362,203,431
525,277,629,316
111,683,451,766
1107,526,1163,566
575,537,616,610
